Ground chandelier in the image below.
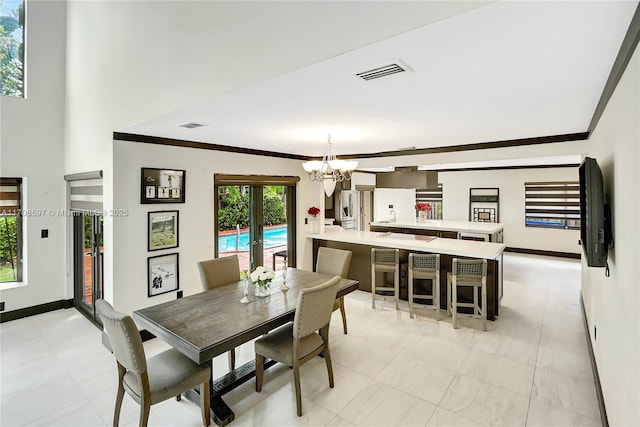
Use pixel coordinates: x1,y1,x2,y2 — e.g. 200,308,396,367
302,135,358,197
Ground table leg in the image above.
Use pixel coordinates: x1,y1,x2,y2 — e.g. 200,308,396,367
184,358,277,426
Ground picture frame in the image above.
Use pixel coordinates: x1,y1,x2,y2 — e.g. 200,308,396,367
148,210,179,251
148,253,179,297
141,168,186,204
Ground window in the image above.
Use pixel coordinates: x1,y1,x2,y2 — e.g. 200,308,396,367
416,185,443,220
1,0,25,97
0,178,23,282
525,181,580,230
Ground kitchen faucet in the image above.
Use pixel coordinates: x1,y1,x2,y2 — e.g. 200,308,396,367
389,210,396,223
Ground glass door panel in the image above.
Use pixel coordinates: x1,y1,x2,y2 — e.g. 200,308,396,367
74,212,103,325
216,184,291,274
262,185,288,273
217,185,251,272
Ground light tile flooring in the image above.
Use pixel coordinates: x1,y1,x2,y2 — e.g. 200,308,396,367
0,254,601,426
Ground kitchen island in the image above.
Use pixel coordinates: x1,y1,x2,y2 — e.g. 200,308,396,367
370,219,504,242
310,230,505,320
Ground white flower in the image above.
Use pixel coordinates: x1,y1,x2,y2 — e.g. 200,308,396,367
250,266,275,286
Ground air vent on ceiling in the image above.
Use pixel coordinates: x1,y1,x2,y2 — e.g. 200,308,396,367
179,122,205,129
355,60,410,81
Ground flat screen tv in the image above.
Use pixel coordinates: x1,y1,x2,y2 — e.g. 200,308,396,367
579,157,611,267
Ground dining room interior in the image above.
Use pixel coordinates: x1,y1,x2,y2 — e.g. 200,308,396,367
1,1,639,426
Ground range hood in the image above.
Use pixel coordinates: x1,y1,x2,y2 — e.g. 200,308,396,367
375,167,438,189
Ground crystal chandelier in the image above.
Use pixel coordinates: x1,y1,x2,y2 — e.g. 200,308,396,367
301,135,358,197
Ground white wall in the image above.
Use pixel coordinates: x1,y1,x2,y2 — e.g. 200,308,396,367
112,140,316,315
584,44,639,426
439,167,580,253
62,1,477,307
0,1,68,311
373,188,416,223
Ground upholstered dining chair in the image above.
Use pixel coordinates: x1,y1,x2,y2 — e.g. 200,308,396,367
197,255,240,370
254,276,341,417
316,247,353,334
96,299,211,427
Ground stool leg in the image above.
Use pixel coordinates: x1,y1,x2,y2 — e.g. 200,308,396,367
394,267,399,310
481,281,487,331
408,270,414,319
371,264,376,309
452,278,458,329
447,275,452,317
434,277,440,320
474,285,479,319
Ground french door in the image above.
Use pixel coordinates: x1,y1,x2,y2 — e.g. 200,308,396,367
215,176,297,275
73,212,104,325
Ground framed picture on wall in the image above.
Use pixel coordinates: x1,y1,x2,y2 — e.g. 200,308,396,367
141,168,186,204
148,253,179,297
148,210,179,251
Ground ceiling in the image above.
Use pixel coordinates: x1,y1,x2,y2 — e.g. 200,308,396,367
120,1,637,165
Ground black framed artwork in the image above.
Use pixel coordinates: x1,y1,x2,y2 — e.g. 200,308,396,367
141,168,185,204
148,253,179,297
148,210,179,251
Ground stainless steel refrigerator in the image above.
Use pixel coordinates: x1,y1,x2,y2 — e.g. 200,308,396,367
338,190,357,230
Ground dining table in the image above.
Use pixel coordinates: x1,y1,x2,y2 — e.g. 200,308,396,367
133,268,359,426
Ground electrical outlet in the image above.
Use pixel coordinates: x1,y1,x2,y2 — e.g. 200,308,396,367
177,291,183,299
594,325,597,340
41,229,49,238
388,204,394,208
0,302,5,311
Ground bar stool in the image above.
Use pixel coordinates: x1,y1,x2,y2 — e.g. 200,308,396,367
408,253,440,319
371,248,400,310
447,258,487,331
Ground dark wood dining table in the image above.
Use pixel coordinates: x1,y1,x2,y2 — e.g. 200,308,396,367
133,268,359,426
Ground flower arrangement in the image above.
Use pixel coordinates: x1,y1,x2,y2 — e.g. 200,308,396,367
250,266,275,288
415,202,432,212
308,206,320,217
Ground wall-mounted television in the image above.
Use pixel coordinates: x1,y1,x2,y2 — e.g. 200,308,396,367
579,157,611,267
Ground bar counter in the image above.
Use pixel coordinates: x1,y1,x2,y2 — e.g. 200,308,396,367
310,230,505,320
370,219,504,242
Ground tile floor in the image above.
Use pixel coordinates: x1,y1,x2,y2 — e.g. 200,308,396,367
0,253,601,426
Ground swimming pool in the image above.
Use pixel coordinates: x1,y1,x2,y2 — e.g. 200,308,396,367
218,225,287,252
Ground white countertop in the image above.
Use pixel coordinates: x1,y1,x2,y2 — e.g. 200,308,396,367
310,230,505,260
370,219,503,234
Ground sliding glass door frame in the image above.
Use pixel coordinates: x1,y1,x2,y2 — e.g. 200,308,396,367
73,211,104,326
214,175,299,271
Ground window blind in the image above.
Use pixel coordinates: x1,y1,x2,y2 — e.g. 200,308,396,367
525,181,580,230
416,185,443,220
0,178,22,216
65,171,103,212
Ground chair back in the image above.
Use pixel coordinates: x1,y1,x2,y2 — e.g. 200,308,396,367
198,255,240,290
371,248,399,271
96,299,147,375
409,253,439,279
452,258,487,283
293,276,341,339
316,247,352,278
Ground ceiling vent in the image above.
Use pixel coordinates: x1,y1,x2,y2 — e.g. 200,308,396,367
179,122,205,129
355,60,411,81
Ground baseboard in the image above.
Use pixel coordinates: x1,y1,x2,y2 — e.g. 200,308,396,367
505,247,581,259
580,293,609,426
0,299,74,323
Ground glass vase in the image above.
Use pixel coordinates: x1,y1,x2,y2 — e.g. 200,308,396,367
309,217,321,234
255,283,271,298
419,211,427,222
